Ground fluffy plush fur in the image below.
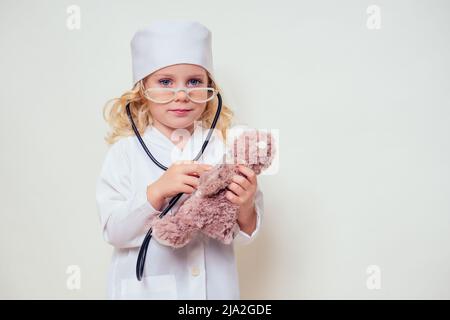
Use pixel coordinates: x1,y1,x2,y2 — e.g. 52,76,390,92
151,129,276,248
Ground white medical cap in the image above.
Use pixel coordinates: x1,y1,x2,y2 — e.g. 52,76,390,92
130,20,215,87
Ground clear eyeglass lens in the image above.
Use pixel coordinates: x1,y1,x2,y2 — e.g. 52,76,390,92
188,88,215,102
145,88,215,103
146,90,173,103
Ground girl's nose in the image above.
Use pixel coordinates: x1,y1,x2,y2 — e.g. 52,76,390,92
174,89,189,102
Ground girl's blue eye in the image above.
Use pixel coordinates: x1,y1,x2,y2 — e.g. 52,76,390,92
158,78,203,86
159,79,172,86
188,79,203,86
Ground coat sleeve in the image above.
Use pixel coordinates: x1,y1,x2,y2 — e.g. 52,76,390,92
232,184,264,246
95,140,161,249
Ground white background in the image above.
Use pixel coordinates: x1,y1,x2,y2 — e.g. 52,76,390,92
0,0,449,299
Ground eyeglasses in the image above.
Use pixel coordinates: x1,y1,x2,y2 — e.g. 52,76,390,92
140,81,218,104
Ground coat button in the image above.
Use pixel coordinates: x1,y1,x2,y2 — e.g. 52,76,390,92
191,266,200,277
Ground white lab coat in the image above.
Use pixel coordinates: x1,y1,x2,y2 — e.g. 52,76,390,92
95,123,263,299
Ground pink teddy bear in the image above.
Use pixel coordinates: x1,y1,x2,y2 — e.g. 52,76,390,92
150,129,276,248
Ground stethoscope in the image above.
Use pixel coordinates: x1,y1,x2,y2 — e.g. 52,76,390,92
125,92,222,281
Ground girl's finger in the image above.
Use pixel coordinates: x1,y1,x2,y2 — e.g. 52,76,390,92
182,175,200,189
225,190,240,204
227,182,245,196
232,174,251,191
238,165,257,185
181,163,213,175
180,184,196,194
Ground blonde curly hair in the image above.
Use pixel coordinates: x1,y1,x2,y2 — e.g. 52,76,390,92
102,74,234,145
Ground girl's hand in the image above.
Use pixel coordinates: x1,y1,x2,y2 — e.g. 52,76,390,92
226,165,258,222
147,160,213,211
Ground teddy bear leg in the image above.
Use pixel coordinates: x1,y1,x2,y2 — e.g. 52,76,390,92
200,192,240,245
151,214,196,248
202,210,239,244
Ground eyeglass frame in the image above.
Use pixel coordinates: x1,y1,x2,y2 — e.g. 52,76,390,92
139,80,218,104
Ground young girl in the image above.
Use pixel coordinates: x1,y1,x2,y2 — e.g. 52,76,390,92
95,20,264,300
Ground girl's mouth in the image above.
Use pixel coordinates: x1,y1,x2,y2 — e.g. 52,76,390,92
169,109,192,116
